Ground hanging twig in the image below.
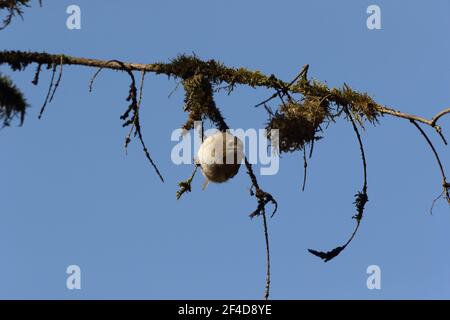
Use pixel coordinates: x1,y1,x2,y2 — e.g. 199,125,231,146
31,63,42,85
261,206,271,300
38,62,56,119
168,80,181,98
89,60,117,92
124,70,146,153
302,148,308,192
49,56,63,103
89,60,164,182
244,158,276,300
410,120,450,209
309,108,368,262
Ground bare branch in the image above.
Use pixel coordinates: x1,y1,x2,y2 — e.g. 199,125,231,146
431,108,450,127
379,105,450,142
410,120,450,205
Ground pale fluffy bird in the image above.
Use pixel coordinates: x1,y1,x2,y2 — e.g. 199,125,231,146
197,131,244,189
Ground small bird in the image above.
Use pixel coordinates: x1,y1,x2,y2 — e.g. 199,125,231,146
197,131,244,190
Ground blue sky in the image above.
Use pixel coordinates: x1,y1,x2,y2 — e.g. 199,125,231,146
1,0,450,299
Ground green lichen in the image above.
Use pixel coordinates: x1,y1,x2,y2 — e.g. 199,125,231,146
182,73,227,131
267,97,329,153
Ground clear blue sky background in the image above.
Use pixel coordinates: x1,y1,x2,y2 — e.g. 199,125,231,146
1,0,450,299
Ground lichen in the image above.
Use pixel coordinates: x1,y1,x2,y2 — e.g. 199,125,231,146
0,73,28,126
266,97,329,153
182,73,227,131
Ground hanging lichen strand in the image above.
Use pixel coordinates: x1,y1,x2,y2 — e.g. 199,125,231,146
0,72,28,126
266,98,329,153
181,73,228,132
0,49,449,300
0,0,42,30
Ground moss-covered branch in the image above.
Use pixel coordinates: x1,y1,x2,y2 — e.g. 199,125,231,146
1,50,447,131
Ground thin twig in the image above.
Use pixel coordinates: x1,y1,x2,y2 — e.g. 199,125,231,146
308,109,368,262
89,60,119,92
31,63,42,85
243,159,273,300
38,63,57,119
244,159,276,300
255,64,309,108
410,120,450,204
431,108,450,127
379,105,450,140
349,112,368,192
309,139,315,159
261,206,271,301
168,80,181,98
90,59,164,182
430,191,445,215
49,56,63,102
302,148,307,192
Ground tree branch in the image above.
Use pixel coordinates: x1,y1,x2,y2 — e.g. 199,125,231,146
1,50,448,135
410,120,450,206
